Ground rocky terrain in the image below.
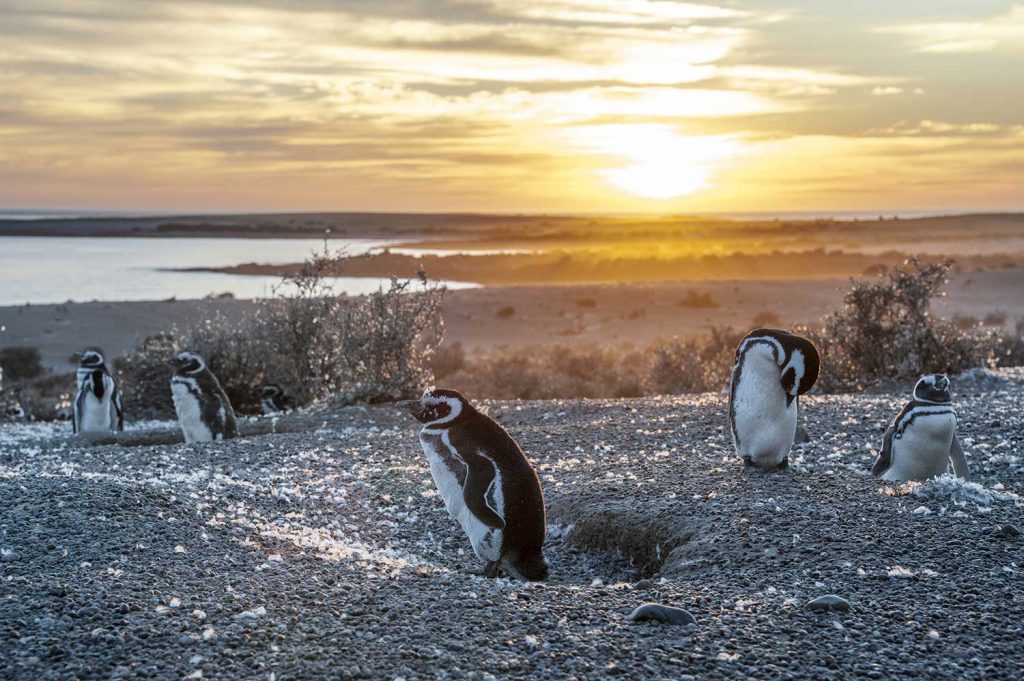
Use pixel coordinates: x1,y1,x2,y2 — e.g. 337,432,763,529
1,370,1023,679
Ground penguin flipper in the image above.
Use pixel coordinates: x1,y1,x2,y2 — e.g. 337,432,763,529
460,450,505,530
72,389,84,435
948,435,969,480
111,380,125,431
871,423,895,477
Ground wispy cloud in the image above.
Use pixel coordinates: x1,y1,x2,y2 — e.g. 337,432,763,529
0,1,1021,211
879,4,1024,54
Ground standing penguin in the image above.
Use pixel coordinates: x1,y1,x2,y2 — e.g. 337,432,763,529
168,352,237,443
258,383,289,415
871,374,969,482
729,328,820,471
72,351,124,434
398,388,548,581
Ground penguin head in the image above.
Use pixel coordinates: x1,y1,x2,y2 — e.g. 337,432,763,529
168,352,206,375
396,388,472,426
77,350,104,368
259,383,283,398
914,374,952,404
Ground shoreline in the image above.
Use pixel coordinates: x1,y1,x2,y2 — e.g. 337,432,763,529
4,269,1022,372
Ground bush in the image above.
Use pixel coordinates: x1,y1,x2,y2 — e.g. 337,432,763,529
753,311,780,327
675,290,719,309
496,306,516,319
0,346,44,382
983,310,1008,326
812,258,978,391
576,298,597,309
119,243,446,416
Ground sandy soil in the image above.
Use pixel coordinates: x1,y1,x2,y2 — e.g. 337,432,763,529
1,370,1022,679
2,269,1022,371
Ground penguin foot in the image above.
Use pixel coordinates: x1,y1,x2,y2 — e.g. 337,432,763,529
777,456,789,471
469,561,502,579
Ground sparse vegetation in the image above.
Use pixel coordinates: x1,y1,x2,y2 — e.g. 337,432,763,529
576,298,597,309
118,243,446,417
983,310,1008,326
0,346,44,382
496,306,516,319
675,290,719,308
753,311,780,327
809,258,979,391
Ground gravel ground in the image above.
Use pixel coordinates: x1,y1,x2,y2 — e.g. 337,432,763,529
2,370,1023,680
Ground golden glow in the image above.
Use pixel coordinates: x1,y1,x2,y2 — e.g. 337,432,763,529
0,1,1021,212
568,124,742,199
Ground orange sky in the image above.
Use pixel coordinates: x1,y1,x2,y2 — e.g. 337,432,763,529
0,1,1022,213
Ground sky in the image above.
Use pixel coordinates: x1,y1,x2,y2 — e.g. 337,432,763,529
0,0,1022,214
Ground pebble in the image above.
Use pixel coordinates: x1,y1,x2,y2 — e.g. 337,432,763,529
805,595,851,613
627,604,696,626
996,523,1021,538
633,579,654,591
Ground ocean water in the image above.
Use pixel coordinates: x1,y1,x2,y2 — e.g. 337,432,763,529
0,237,476,306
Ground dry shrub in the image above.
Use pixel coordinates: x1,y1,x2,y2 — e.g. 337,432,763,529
983,310,1008,326
496,306,515,319
753,311,780,327
0,346,43,382
675,290,719,309
118,243,445,416
811,258,978,391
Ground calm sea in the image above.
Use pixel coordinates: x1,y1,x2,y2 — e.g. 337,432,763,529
0,237,476,306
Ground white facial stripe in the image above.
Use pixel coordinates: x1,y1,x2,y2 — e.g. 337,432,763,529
739,336,785,366
421,395,463,426
783,349,806,395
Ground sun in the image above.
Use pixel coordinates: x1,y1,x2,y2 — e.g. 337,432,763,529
567,124,742,200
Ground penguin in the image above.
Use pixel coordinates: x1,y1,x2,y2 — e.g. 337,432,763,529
168,352,238,443
72,351,124,434
258,383,289,415
397,388,548,581
871,374,969,482
729,328,820,471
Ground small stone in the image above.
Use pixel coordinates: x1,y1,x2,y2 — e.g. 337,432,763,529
996,523,1021,538
805,595,851,613
634,579,654,591
989,419,1002,428
794,425,811,444
628,604,696,626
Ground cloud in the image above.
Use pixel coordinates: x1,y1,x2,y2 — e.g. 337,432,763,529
879,5,1024,54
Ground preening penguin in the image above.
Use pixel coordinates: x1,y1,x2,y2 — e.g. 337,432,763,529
729,328,820,471
398,388,548,581
872,374,969,482
72,351,124,434
258,383,289,415
168,352,238,443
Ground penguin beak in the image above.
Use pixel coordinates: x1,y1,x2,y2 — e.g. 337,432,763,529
394,399,425,417
167,358,186,369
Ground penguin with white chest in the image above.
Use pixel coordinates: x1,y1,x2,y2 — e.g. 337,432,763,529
168,352,238,443
729,328,820,471
398,388,548,581
258,383,289,415
72,351,124,434
871,374,969,482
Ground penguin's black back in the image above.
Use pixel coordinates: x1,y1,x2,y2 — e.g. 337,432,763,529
446,409,547,576
179,367,238,438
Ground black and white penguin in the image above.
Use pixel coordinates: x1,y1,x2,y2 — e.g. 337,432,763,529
871,374,969,482
258,383,289,415
397,388,548,581
72,351,124,434
729,328,820,471
168,352,238,443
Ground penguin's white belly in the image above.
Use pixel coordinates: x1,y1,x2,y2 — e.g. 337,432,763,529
171,382,212,443
420,433,503,562
883,415,956,482
78,393,112,432
732,367,796,464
